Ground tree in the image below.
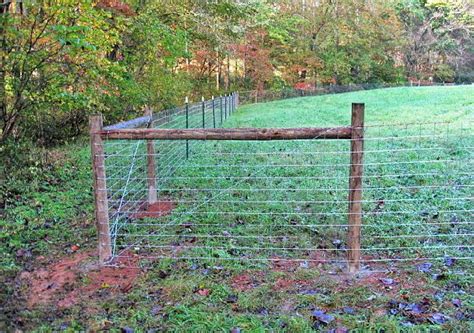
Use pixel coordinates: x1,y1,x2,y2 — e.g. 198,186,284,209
396,0,473,82
0,1,123,144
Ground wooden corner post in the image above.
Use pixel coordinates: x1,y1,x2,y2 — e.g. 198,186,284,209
347,103,365,273
90,114,112,265
145,109,157,204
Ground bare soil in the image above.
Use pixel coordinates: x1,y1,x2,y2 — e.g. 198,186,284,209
20,250,141,309
129,200,176,219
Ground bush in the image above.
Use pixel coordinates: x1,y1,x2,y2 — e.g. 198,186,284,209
434,64,455,83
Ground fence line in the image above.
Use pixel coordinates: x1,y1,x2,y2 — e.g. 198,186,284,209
90,91,473,275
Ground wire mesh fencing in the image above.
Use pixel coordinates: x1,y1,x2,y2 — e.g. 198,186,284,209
90,99,473,273
91,93,237,262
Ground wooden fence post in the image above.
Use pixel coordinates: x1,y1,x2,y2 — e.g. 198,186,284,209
145,109,157,204
347,103,365,273
90,114,112,265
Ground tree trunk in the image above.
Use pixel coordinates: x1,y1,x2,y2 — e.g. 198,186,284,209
0,1,8,141
216,50,220,90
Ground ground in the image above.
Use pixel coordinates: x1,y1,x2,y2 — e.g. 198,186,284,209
1,86,473,332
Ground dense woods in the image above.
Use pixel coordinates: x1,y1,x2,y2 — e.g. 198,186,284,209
0,0,472,146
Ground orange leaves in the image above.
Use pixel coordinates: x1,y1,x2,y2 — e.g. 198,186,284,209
95,0,135,17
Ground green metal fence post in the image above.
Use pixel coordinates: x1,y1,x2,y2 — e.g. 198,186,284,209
201,96,205,128
224,94,227,120
220,96,223,124
185,96,189,159
212,96,216,128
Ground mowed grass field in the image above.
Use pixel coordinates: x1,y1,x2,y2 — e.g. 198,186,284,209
2,86,473,331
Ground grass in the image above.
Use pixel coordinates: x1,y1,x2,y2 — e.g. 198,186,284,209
1,86,473,332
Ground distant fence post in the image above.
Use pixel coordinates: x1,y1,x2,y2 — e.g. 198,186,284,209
220,95,223,124
185,96,189,159
145,109,157,204
89,114,112,265
212,96,216,128
347,103,365,273
236,91,239,108
201,96,205,128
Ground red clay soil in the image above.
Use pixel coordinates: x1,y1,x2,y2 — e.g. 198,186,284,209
273,277,313,291
20,250,142,309
231,271,265,292
129,200,175,219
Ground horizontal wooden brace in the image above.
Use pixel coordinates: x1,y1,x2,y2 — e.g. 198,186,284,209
100,127,352,141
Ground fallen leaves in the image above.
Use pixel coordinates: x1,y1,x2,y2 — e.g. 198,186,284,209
70,244,80,252
417,262,433,273
429,313,451,325
196,288,210,296
380,278,396,286
312,309,335,326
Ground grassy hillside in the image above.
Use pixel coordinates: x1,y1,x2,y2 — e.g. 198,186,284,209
1,86,473,331
230,86,474,128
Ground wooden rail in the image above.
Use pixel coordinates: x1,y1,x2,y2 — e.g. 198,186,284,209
100,127,352,140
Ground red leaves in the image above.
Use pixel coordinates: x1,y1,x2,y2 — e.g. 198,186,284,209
196,288,210,296
96,0,135,17
70,244,80,252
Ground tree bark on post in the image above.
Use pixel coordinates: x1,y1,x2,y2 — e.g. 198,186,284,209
347,103,365,273
145,109,157,204
89,114,112,265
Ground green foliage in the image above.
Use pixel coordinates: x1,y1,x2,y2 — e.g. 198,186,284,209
0,0,472,146
396,0,473,80
434,63,455,82
0,141,94,272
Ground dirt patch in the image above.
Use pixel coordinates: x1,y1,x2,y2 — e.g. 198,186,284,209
130,200,175,219
231,271,265,291
271,257,300,272
20,250,142,309
273,277,312,291
271,251,336,272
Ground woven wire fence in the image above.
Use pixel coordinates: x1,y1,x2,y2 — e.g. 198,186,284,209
95,103,473,272
99,94,237,260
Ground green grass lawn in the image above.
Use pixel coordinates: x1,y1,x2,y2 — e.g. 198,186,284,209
1,86,473,332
